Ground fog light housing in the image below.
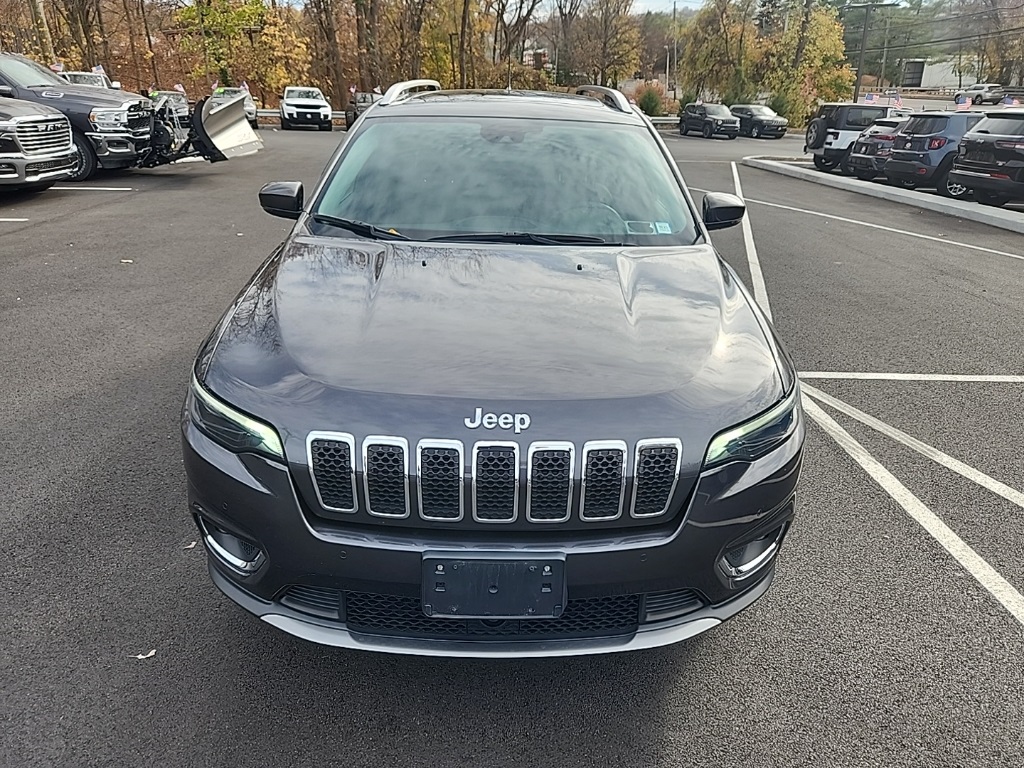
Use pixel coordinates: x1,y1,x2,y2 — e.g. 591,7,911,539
718,523,788,582
196,514,264,575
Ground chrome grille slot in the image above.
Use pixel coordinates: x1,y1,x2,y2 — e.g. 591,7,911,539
631,439,681,518
472,443,519,522
580,441,626,521
14,118,71,155
363,437,409,518
417,440,464,521
307,432,357,512
526,442,573,523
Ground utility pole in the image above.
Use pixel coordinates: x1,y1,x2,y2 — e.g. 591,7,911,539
672,1,677,99
879,13,891,88
843,3,899,103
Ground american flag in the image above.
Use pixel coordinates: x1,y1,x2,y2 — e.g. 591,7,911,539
955,94,971,111
49,62,63,72
893,93,904,108
92,64,105,74
864,93,876,103
173,83,186,94
1003,95,1021,107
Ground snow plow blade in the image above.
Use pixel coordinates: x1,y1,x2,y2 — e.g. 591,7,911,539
191,95,263,163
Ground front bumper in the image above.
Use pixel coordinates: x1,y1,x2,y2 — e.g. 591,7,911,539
712,125,740,136
182,412,803,657
0,147,76,185
283,111,331,125
86,130,150,169
949,168,1024,200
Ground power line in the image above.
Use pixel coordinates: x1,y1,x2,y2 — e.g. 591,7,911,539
851,0,1024,31
845,22,1024,55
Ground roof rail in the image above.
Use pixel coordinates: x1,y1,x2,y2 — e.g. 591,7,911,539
379,79,442,106
575,85,631,114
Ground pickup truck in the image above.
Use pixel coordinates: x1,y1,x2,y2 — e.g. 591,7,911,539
0,97,76,191
0,52,151,181
0,52,263,180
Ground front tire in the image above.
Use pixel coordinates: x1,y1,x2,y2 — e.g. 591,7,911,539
280,116,290,130
751,124,762,139
975,189,1010,207
702,123,713,139
67,132,97,182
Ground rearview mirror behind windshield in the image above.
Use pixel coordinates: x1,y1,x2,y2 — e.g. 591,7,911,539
259,181,304,219
702,192,746,231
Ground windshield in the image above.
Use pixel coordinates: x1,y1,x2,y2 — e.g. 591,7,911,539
313,117,698,245
211,88,251,104
0,56,66,88
903,116,949,135
286,88,324,100
705,104,731,117
972,116,1024,136
66,73,106,86
748,106,777,117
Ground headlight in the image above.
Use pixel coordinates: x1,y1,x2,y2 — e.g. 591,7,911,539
715,119,722,126
89,109,128,130
703,385,801,469
188,374,284,461
0,122,17,153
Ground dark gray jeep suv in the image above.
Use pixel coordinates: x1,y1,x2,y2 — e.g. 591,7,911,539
182,81,804,657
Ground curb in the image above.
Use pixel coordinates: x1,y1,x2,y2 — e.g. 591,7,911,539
741,156,1024,235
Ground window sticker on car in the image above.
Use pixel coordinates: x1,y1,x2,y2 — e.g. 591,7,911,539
625,221,656,234
656,222,672,234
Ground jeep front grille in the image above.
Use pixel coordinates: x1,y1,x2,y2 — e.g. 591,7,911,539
307,435,683,527
15,117,72,155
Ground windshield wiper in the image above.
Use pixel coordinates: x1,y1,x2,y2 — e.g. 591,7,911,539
309,214,409,241
426,232,626,246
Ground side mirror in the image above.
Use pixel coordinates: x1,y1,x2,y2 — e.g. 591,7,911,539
259,181,303,219
702,192,745,231
111,80,122,90
0,85,13,97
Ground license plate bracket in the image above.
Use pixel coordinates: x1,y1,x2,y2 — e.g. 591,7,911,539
421,554,566,619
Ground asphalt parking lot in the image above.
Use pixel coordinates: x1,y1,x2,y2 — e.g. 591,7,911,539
3,128,1023,767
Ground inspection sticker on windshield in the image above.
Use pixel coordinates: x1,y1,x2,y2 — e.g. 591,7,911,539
655,222,672,234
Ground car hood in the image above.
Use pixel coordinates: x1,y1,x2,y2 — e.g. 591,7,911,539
22,84,146,110
201,236,786,462
0,97,64,119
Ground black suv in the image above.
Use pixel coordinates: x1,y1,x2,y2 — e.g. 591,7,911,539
680,102,740,139
805,102,911,173
730,104,788,139
182,82,804,658
883,111,986,199
950,110,1024,207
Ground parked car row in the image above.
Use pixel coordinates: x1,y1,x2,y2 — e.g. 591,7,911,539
805,100,1024,208
679,102,789,139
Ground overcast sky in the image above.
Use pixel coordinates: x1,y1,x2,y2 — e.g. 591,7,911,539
631,0,705,14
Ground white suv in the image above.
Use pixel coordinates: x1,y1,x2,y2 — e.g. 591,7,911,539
953,83,1004,106
804,102,912,174
279,86,333,131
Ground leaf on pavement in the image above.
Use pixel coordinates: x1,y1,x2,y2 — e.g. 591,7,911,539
120,259,134,264
132,649,156,660
183,541,197,550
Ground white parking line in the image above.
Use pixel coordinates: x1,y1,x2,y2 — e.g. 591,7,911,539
801,372,1024,383
803,383,1024,511
688,184,1024,262
730,162,772,320
744,197,1024,263
731,163,1024,628
804,398,1024,626
1,217,29,222
52,186,134,192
